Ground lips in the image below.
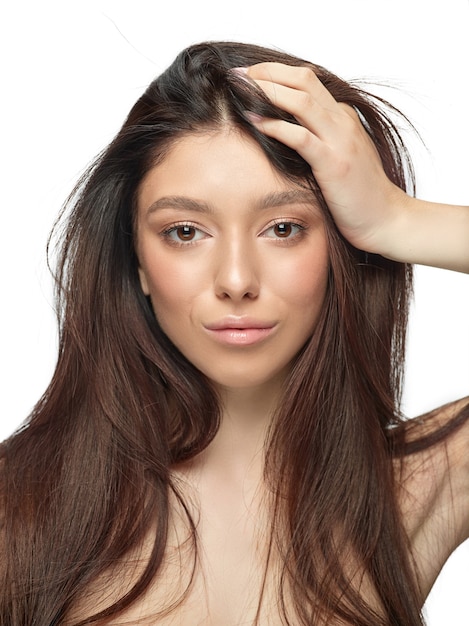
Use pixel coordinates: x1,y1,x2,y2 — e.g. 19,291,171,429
205,316,277,331
204,317,277,346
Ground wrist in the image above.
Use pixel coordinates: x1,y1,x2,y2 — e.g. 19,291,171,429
369,194,469,273
359,185,411,260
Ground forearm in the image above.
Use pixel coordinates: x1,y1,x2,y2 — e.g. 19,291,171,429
242,63,469,275
371,193,469,274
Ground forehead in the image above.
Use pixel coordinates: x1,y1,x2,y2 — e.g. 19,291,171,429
137,128,319,216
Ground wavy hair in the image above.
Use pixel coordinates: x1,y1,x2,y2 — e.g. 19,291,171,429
1,41,465,625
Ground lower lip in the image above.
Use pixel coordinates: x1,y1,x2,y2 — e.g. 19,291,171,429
205,327,276,346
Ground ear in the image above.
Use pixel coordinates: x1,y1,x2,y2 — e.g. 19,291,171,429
138,267,151,296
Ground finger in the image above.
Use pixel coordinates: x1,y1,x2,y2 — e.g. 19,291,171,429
250,116,327,169
246,62,337,109
253,78,340,141
245,64,368,146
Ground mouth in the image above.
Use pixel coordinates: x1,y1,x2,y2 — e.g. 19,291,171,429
204,317,277,346
205,316,277,331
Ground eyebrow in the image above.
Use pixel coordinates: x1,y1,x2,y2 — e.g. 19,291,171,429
145,189,320,216
259,190,319,210
146,196,212,215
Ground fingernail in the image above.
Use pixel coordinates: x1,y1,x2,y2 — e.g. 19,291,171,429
244,111,264,124
231,66,249,76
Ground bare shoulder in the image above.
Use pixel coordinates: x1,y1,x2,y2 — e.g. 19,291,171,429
394,397,469,599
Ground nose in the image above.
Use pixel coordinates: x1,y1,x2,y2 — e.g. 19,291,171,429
214,239,260,301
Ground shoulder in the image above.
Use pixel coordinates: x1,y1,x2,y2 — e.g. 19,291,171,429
395,397,469,599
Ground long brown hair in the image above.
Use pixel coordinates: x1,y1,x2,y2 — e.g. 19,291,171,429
1,41,466,625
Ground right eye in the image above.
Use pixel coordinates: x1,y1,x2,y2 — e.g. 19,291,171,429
161,223,208,245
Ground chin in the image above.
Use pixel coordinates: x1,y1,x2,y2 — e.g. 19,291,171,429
204,365,292,395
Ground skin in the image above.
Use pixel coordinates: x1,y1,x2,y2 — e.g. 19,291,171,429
242,61,469,602
136,128,331,624
242,63,469,274
71,63,469,624
137,129,329,395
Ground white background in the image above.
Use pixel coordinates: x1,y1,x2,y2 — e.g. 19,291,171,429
1,1,468,623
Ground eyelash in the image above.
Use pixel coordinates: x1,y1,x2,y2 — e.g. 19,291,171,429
160,222,208,247
261,219,306,243
160,219,307,247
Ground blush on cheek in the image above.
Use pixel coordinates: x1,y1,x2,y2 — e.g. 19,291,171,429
143,262,187,301
282,257,329,304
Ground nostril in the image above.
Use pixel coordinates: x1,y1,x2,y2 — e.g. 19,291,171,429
213,262,260,301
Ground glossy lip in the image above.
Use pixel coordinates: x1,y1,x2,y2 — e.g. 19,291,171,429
204,316,278,346
205,316,277,330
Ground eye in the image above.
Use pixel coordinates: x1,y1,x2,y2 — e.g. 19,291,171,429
172,225,198,241
262,221,305,239
162,223,208,245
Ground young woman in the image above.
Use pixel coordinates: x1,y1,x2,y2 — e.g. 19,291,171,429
1,41,468,626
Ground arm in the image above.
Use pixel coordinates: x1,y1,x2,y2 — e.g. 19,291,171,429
372,197,469,274
397,398,469,598
240,63,469,274
242,62,469,572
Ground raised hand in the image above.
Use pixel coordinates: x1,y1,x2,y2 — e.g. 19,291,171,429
239,63,469,273
239,62,405,253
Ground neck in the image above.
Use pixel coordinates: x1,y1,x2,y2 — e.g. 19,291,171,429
190,376,284,483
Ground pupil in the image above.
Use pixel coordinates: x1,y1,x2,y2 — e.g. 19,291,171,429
178,226,194,240
275,223,292,237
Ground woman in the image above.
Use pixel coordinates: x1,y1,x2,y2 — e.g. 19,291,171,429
1,41,468,625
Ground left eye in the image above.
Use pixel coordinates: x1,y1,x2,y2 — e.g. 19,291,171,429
263,222,303,238
164,225,206,243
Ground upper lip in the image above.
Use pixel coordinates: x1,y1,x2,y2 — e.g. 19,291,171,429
204,316,277,330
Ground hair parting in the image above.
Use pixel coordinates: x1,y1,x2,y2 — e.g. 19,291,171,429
1,41,468,626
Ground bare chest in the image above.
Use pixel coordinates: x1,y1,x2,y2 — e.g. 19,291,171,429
68,446,460,626
71,494,380,626
71,505,283,625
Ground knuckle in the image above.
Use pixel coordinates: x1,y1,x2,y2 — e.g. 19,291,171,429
297,66,317,86
296,90,314,111
294,126,314,151
298,66,319,89
339,103,363,128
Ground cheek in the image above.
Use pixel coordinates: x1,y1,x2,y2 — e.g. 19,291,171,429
269,245,329,309
140,255,203,322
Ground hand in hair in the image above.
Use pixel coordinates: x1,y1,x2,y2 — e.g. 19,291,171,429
244,63,469,274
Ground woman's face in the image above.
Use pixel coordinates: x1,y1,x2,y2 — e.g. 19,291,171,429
136,128,329,392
